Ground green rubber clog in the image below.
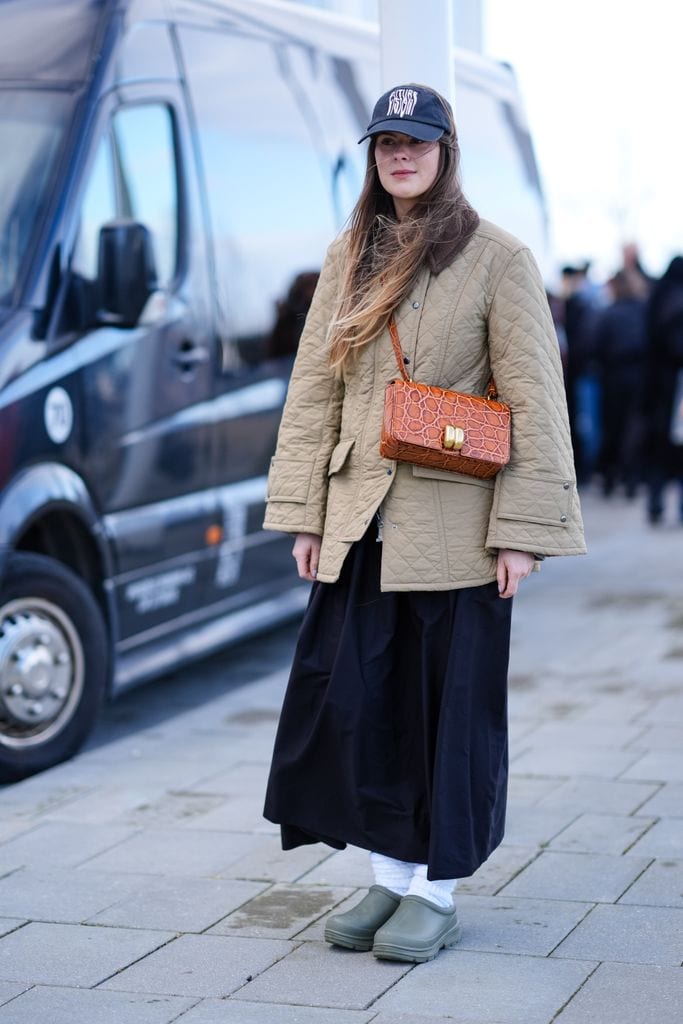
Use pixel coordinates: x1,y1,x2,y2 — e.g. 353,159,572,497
324,885,401,951
372,894,461,963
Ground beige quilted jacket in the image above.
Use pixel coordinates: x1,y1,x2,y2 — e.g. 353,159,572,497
263,219,586,590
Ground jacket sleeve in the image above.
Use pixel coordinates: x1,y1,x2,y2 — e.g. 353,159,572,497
262,237,346,536
485,246,587,556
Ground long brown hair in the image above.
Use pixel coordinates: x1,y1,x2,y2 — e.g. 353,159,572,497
328,85,479,370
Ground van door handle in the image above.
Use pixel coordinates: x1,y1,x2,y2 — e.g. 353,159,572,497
173,342,209,372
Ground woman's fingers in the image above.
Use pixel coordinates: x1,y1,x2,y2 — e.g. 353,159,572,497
497,550,535,599
499,565,517,599
309,544,319,579
292,542,311,580
496,556,509,597
292,534,322,582
501,571,520,598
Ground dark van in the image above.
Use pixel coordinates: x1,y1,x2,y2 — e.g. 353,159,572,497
0,0,547,780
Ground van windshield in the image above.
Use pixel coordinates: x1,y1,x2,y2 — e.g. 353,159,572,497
0,90,71,305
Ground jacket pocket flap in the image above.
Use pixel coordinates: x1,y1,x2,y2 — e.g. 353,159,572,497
328,438,355,476
266,457,311,503
412,464,494,489
496,472,574,526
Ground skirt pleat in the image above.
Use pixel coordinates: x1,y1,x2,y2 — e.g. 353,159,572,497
263,527,513,880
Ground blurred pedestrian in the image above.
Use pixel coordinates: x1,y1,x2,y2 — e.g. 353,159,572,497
262,83,585,964
594,270,647,497
643,255,683,523
562,262,602,484
621,241,654,297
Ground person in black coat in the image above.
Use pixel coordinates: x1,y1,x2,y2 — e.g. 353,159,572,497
643,256,683,523
594,271,648,497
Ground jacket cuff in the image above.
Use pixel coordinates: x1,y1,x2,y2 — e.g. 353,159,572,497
486,471,587,556
263,502,324,536
264,452,329,536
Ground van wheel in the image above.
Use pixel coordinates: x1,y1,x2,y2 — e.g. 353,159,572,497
0,553,107,783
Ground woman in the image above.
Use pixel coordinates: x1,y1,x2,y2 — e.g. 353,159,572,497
262,84,585,964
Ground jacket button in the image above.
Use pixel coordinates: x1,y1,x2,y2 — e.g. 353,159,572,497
560,514,567,522
387,469,392,475
412,301,420,309
563,481,570,490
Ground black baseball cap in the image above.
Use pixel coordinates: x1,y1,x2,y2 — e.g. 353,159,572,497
359,85,452,143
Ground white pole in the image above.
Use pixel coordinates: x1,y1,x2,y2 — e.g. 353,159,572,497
378,0,455,107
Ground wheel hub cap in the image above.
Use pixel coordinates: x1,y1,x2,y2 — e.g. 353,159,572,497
0,599,84,746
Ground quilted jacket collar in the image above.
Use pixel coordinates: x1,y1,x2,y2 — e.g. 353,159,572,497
424,211,480,275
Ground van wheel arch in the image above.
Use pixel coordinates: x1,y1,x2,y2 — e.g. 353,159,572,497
16,507,111,631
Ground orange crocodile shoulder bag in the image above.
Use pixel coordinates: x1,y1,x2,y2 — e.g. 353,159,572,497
379,316,511,480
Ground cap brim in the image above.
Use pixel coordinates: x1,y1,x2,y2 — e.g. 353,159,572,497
358,119,444,143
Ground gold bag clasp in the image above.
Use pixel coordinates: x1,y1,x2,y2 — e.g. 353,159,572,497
443,425,465,450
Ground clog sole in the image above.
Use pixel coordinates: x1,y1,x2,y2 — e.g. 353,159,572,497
324,924,374,951
373,920,462,963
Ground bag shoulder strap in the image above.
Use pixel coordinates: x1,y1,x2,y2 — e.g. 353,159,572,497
388,315,499,400
388,316,412,382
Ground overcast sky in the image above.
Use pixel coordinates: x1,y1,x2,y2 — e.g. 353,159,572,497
483,0,681,279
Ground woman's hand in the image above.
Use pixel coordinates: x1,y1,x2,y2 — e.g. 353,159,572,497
292,533,322,582
496,549,535,599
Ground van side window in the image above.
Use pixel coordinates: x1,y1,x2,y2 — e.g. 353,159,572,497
72,104,178,289
177,27,337,368
110,105,178,287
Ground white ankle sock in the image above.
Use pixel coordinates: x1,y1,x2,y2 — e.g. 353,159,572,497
370,852,417,897
406,863,458,909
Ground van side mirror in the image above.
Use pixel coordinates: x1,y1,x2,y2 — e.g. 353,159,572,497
97,220,157,328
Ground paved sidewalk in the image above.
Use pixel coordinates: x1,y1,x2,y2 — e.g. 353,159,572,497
0,490,681,1023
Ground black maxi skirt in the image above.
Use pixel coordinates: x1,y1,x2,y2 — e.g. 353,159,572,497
263,526,513,880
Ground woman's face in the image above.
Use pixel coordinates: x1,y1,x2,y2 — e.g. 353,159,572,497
374,132,441,218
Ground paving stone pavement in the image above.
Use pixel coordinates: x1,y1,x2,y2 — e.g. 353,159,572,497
0,490,681,1023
